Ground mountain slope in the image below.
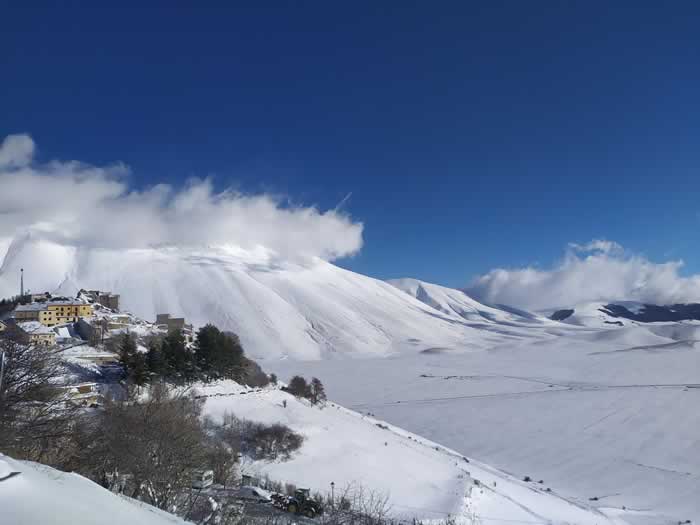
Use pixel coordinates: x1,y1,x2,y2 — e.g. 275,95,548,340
0,237,544,360
548,301,700,326
389,278,552,327
196,381,632,525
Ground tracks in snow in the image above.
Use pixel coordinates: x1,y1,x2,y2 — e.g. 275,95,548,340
350,374,700,409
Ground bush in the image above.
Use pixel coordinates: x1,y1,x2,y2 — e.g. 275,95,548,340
216,412,304,461
287,376,309,398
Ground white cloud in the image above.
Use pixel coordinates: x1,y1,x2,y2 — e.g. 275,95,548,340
0,134,363,261
467,241,700,310
568,239,622,255
0,134,35,168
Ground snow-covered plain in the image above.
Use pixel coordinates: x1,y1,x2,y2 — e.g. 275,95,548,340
0,454,190,525
269,327,700,525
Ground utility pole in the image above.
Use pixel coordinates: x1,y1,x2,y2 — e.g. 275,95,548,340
0,351,6,395
20,268,24,297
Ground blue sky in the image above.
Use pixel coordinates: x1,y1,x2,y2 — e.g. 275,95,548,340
2,2,699,287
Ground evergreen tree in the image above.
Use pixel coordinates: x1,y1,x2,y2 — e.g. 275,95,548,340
193,324,219,380
218,331,244,380
161,329,195,382
129,351,149,386
146,340,166,378
287,376,308,398
117,333,149,386
194,324,244,381
117,333,137,368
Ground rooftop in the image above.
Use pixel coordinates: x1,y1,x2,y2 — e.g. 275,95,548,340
14,303,48,312
17,321,56,335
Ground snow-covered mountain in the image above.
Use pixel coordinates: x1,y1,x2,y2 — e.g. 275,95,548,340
547,300,700,327
389,278,552,326
4,236,700,522
0,236,550,360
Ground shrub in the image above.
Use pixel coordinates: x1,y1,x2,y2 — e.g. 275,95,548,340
216,412,304,461
287,376,309,398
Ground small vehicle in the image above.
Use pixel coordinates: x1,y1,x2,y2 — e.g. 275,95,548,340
192,470,214,489
234,486,272,503
271,492,290,509
286,488,323,518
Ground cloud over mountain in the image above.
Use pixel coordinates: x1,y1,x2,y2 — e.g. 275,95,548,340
0,134,363,261
467,240,700,310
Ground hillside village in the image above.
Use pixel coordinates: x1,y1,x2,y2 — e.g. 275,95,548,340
0,284,196,406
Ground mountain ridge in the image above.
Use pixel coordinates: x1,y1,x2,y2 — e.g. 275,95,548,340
0,237,549,360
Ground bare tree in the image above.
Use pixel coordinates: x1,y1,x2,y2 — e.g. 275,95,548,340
88,383,208,511
323,482,392,525
310,377,327,405
215,411,303,461
0,333,75,462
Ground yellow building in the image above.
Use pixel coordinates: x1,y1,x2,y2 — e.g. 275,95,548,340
14,301,93,327
46,301,93,324
16,321,57,346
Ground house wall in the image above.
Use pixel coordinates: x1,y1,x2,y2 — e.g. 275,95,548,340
98,294,120,311
46,303,93,324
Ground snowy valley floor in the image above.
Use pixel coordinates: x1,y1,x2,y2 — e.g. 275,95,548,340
264,325,700,525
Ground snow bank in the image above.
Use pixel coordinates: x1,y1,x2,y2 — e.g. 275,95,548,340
0,454,191,525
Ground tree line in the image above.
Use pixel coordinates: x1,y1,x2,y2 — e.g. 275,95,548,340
115,323,269,387
285,375,327,405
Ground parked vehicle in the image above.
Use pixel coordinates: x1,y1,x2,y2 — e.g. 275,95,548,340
285,488,323,518
271,493,290,509
234,486,272,503
192,470,214,489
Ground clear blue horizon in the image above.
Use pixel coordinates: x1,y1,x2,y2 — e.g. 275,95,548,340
2,2,700,288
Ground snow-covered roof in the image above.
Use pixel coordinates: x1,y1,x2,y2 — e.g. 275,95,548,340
47,300,90,307
14,303,48,312
17,321,55,335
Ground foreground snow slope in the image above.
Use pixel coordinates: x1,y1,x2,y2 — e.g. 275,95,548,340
197,381,632,525
0,238,547,360
271,323,700,525
0,454,189,525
